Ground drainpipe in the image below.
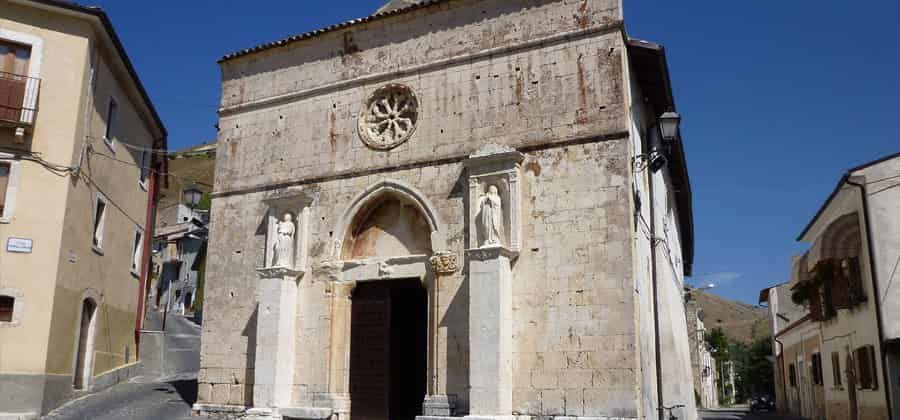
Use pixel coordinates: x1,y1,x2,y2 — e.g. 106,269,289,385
774,336,788,411
846,178,894,420
135,143,163,357
647,132,665,420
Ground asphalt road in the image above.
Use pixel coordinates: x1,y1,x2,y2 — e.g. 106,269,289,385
699,408,804,420
44,313,200,420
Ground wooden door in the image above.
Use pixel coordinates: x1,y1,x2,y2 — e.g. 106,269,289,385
0,41,30,122
350,284,392,420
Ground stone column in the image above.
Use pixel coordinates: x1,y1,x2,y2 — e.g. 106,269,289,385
466,247,515,417
320,280,353,419
422,253,459,417
252,268,303,413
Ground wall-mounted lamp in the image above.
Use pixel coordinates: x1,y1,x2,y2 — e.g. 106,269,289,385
658,110,681,143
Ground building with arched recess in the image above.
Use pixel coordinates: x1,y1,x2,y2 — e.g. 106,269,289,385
197,1,697,419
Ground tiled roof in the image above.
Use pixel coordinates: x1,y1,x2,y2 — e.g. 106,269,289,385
219,0,445,63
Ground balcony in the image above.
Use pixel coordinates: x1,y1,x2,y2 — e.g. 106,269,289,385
0,70,40,131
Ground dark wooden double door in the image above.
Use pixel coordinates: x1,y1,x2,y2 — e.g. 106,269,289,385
350,280,427,420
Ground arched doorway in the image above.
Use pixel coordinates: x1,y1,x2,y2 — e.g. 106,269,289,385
337,183,437,420
73,298,97,389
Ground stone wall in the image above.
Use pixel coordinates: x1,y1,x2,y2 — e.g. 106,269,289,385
199,0,655,418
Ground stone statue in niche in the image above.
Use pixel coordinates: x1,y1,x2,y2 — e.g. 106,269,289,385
477,185,505,247
272,213,296,268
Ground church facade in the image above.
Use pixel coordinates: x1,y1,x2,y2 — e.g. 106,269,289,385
197,1,697,420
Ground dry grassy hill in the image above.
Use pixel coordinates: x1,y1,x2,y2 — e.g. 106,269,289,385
693,290,771,344
158,142,216,212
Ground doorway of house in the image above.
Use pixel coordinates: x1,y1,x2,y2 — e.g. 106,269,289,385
350,279,427,420
73,298,97,389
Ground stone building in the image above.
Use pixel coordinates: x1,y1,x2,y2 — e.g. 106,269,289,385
0,0,166,417
685,299,717,409
760,152,900,420
197,1,697,420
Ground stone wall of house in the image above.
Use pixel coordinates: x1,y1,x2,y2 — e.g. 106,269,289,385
200,0,649,417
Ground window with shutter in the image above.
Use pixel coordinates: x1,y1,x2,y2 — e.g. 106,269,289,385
831,259,853,309
832,352,842,387
855,346,879,390
812,353,824,385
789,363,798,387
844,258,866,304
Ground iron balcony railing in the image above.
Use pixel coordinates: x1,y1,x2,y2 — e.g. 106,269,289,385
0,70,40,127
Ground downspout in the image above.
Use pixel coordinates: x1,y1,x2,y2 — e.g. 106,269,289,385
648,128,665,420
846,178,894,420
774,336,788,411
134,139,163,357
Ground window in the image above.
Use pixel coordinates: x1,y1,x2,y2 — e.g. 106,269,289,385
0,162,9,216
0,296,14,322
131,227,144,275
788,363,797,387
855,345,879,390
139,150,150,186
92,194,107,249
812,353,824,385
0,41,32,123
104,98,118,146
831,352,843,386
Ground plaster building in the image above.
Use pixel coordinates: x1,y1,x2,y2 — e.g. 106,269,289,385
152,202,208,316
760,151,900,420
197,1,697,420
685,299,718,409
0,0,166,417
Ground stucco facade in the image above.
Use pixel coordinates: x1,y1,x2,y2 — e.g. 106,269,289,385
0,1,166,417
762,152,900,420
198,1,696,420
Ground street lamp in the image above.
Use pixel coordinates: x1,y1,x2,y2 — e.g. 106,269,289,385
183,186,203,218
658,110,681,142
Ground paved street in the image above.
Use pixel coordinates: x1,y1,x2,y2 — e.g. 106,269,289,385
44,313,200,420
700,408,804,420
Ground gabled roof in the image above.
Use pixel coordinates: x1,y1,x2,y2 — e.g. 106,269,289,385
797,151,900,240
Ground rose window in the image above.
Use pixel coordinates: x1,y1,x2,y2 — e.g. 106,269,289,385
357,84,419,150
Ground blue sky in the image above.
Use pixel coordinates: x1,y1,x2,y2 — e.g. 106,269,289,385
93,1,899,304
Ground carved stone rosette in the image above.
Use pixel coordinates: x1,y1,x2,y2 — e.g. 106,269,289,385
429,252,459,275
357,84,419,150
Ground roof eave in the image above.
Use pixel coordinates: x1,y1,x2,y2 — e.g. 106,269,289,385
218,0,450,64
16,0,167,144
626,38,695,277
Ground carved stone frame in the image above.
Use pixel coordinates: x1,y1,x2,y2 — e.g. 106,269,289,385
464,145,525,253
260,192,314,275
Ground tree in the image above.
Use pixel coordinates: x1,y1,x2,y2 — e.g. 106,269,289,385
705,327,730,361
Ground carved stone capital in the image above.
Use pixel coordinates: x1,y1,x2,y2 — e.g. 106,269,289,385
429,252,459,275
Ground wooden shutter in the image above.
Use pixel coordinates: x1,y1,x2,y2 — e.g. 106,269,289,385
831,259,853,309
0,162,9,215
832,352,842,386
846,257,866,304
855,346,879,390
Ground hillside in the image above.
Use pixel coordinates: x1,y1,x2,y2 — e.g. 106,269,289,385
692,290,771,344
158,142,216,212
